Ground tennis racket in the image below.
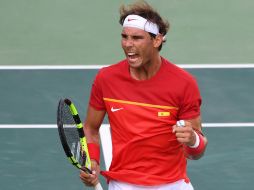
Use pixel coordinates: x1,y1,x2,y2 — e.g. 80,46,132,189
57,98,103,190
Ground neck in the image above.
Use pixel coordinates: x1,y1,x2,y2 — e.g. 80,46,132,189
130,55,162,81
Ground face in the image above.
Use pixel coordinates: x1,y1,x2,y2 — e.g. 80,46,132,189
121,27,158,69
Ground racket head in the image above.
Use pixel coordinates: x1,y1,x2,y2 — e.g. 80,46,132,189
57,98,91,172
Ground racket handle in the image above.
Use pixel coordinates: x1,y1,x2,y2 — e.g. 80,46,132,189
94,182,103,190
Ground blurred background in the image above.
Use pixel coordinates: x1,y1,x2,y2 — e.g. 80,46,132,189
1,0,253,65
0,0,254,190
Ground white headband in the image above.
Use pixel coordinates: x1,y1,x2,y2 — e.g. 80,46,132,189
123,14,159,35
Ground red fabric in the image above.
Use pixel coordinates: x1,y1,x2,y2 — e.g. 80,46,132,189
89,58,202,185
184,133,206,156
87,143,100,164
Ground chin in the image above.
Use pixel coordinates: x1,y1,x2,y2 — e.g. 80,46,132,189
127,59,143,68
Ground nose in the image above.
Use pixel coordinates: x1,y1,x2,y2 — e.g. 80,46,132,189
122,37,134,48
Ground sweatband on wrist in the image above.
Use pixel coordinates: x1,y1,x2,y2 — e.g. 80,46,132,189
87,143,100,164
184,132,205,156
188,131,200,148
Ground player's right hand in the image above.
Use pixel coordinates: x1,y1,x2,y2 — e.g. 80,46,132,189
79,160,100,186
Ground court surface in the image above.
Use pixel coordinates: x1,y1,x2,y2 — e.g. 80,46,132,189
1,0,254,189
0,66,254,190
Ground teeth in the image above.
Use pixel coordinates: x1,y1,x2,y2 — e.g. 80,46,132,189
128,52,135,56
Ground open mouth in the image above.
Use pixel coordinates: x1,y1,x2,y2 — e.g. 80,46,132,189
127,52,139,62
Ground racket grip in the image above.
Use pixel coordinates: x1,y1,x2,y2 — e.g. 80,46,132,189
81,167,92,174
94,182,103,190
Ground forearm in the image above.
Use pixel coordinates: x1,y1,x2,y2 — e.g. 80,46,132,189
175,117,208,160
188,118,208,160
185,133,208,160
83,106,106,144
84,123,100,144
83,106,105,164
83,124,100,164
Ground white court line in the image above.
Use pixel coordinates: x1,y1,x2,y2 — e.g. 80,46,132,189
1,123,253,170
1,64,254,70
0,124,57,128
203,123,254,127
0,65,108,70
0,123,254,128
179,64,254,69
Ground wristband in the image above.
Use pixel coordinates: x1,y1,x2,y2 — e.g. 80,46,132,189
184,132,205,156
188,131,200,148
87,143,100,164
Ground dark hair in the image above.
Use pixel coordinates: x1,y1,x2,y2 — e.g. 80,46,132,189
119,0,170,51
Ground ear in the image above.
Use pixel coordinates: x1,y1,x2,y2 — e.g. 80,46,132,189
153,34,163,48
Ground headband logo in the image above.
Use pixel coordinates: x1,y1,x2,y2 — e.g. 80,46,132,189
127,18,137,22
123,15,160,36
123,15,167,42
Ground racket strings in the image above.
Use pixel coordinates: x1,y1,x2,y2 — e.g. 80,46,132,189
61,102,83,165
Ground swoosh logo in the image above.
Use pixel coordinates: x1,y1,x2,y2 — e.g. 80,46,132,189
128,18,137,22
111,107,123,112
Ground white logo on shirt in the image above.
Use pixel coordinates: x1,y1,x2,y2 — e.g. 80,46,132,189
111,107,123,112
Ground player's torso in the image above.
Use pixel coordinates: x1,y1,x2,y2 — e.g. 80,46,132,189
100,59,190,184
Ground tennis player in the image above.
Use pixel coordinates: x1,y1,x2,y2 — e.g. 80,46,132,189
80,1,208,189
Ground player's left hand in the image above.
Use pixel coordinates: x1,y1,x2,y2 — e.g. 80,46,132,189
172,120,196,147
